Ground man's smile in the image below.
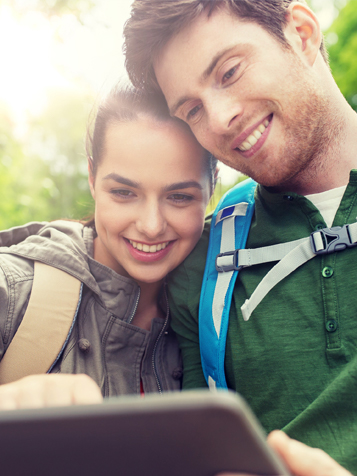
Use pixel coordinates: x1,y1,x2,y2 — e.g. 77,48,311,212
231,114,273,155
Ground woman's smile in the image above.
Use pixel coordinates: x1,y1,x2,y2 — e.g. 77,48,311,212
125,238,176,263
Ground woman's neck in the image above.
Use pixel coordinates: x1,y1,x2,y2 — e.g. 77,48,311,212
130,279,165,331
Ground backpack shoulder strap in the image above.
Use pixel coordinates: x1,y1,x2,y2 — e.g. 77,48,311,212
199,178,256,389
0,261,82,384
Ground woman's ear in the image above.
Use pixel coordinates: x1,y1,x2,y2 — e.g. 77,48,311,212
88,157,96,200
284,2,322,66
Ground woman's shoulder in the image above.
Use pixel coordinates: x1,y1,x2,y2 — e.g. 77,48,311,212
0,220,94,286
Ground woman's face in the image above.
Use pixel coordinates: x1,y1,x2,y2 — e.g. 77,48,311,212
89,116,211,285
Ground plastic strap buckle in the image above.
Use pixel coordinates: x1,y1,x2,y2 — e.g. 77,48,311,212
310,225,356,255
215,250,241,272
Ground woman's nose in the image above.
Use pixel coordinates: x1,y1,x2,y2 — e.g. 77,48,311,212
136,202,167,239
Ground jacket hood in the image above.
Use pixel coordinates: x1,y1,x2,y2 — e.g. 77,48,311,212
0,220,97,289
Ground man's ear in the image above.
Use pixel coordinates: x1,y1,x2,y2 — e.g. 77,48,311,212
284,2,322,66
88,157,96,200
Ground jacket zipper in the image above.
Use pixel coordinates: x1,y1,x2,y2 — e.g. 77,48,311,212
103,286,140,397
127,287,140,324
151,285,170,394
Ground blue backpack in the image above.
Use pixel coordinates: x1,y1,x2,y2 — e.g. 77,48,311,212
199,178,256,389
198,178,357,389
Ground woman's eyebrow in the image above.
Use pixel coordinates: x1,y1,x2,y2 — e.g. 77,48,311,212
164,181,203,192
103,173,140,188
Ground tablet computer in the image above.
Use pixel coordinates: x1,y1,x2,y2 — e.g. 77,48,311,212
0,389,289,476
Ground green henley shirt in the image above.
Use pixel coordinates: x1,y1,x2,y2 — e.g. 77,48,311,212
168,171,357,473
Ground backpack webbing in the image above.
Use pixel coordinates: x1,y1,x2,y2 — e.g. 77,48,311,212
0,261,82,384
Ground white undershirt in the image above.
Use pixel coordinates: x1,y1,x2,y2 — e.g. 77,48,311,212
305,185,347,228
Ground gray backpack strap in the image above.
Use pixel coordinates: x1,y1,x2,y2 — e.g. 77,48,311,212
218,223,357,322
0,261,82,384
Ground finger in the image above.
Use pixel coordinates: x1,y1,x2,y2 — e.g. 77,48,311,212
14,375,47,409
0,374,103,411
267,431,352,476
44,375,75,407
42,374,103,407
71,374,103,405
0,385,20,411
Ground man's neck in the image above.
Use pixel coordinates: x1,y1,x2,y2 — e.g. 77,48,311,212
272,102,357,196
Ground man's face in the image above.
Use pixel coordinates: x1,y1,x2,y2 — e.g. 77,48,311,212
154,7,329,190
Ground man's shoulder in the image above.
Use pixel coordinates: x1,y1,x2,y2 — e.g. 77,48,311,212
177,216,210,272
168,216,211,289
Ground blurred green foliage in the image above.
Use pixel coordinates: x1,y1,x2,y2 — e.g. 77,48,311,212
326,0,357,111
206,174,248,217
0,89,95,229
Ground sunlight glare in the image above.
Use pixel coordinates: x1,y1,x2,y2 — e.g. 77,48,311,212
0,5,69,122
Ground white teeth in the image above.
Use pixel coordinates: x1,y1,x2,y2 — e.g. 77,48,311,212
129,240,169,253
247,135,258,146
238,118,270,152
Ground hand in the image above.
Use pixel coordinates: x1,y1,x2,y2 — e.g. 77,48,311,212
0,374,103,410
267,430,352,476
219,430,352,476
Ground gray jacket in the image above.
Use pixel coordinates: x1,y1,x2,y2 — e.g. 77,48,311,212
0,221,182,396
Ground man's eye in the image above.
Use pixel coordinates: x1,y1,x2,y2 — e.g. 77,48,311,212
186,104,202,120
222,65,238,83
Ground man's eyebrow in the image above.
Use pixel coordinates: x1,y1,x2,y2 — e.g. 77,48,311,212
164,181,203,192
103,173,140,188
169,46,237,116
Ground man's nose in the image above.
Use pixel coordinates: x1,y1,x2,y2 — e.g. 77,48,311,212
206,93,243,135
136,201,167,239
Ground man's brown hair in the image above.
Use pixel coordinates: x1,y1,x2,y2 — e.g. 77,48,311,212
123,0,328,92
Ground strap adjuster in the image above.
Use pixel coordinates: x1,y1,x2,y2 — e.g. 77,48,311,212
310,225,356,255
216,250,241,272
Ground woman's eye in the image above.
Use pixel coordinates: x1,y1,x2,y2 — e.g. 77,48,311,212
222,65,238,84
169,193,193,204
110,189,135,199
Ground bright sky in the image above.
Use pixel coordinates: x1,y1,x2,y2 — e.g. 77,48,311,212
0,0,337,184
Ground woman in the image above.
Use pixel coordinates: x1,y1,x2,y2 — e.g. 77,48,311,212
0,85,217,409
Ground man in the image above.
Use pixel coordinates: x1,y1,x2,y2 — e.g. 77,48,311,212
123,0,357,474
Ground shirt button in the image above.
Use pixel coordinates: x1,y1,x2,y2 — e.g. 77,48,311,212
283,195,294,201
315,223,325,231
326,320,338,332
322,266,334,278
172,368,183,380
